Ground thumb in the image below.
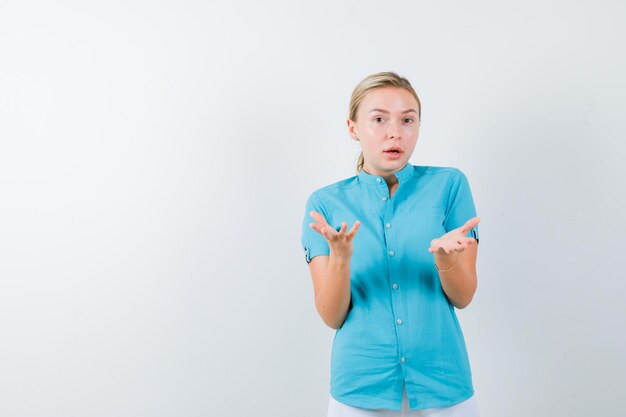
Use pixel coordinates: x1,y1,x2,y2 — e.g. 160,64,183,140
458,216,480,234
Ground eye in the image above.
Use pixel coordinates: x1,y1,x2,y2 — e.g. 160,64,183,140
374,116,385,123
404,117,414,124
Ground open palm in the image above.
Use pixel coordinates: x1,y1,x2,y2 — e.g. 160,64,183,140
428,217,480,255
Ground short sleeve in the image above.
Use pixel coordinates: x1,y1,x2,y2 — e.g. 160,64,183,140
301,192,331,264
443,169,480,243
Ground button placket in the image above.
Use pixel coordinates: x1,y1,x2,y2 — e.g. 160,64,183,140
383,190,407,356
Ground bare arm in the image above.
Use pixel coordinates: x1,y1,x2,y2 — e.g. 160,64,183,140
434,242,477,309
429,217,480,309
308,253,351,329
306,211,360,329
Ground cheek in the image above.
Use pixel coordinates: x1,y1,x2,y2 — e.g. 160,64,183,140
361,142,377,154
403,124,419,133
359,127,382,142
403,128,420,143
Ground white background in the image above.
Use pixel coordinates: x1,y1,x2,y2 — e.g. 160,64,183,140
1,1,625,416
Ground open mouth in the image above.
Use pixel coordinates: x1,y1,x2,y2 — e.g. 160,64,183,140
383,149,402,159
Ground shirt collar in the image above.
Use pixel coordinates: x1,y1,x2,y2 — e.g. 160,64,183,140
357,162,414,185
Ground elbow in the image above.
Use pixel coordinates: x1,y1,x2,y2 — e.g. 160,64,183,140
315,296,349,330
445,292,474,309
454,287,477,309
319,311,346,329
454,297,473,309
456,275,478,309
324,319,344,330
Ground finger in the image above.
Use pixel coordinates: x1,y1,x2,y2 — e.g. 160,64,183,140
319,226,337,240
347,220,361,239
429,238,442,253
457,217,479,234
309,221,333,237
309,210,330,227
462,236,477,246
457,216,480,234
458,236,477,251
309,221,330,236
432,243,451,255
309,222,322,234
457,237,471,250
337,222,348,235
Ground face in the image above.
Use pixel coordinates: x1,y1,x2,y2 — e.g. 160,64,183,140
347,87,420,178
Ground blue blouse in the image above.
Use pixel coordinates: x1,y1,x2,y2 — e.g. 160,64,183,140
300,163,480,411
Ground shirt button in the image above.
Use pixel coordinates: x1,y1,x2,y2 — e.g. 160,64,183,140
396,319,403,325
392,283,398,290
400,357,406,363
389,250,395,257
376,178,382,183
385,223,391,229
382,196,388,201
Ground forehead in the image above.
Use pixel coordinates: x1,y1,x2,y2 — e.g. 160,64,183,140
359,87,418,113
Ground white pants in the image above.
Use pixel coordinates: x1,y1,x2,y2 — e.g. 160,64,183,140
327,385,480,417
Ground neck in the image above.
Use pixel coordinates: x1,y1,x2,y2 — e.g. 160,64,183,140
382,175,399,186
362,163,404,185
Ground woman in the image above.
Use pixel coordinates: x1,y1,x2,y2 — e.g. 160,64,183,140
300,72,481,417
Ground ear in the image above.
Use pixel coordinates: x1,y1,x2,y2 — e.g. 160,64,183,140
347,119,358,139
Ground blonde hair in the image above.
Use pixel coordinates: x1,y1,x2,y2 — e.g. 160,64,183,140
349,72,421,173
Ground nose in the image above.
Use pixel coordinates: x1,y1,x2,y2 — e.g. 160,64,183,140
387,120,401,139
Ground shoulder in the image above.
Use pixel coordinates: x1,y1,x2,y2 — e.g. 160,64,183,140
411,165,467,186
307,175,360,202
413,164,463,177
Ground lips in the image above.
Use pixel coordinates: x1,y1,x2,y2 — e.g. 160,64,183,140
383,147,402,154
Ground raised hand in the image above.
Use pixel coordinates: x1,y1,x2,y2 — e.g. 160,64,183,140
309,210,361,259
428,217,480,255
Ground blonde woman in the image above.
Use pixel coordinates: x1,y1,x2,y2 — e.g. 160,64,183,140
301,72,481,417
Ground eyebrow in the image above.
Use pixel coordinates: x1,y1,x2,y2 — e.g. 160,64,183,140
368,108,418,114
